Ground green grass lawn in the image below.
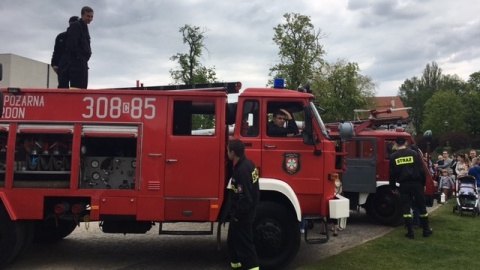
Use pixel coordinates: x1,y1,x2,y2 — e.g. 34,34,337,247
301,199,480,270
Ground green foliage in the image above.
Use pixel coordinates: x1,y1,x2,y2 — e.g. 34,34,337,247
399,62,443,133
438,132,472,152
169,24,217,84
422,91,466,135
467,71,480,91
302,200,480,270
269,13,325,90
311,60,376,122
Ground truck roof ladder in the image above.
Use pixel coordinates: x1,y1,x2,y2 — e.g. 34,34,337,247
113,82,242,94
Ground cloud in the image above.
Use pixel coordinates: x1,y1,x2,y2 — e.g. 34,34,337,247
0,0,479,97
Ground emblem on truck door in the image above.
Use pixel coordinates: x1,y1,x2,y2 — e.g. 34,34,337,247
283,153,301,175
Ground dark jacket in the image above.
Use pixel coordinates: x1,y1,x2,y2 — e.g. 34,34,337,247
51,31,68,66
267,119,299,137
65,19,91,61
229,157,260,222
389,147,426,189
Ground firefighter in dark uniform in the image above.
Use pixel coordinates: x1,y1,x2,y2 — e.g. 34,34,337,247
389,137,433,239
51,16,78,88
226,139,260,270
59,6,94,89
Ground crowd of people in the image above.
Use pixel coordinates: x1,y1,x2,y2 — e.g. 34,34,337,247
428,150,480,202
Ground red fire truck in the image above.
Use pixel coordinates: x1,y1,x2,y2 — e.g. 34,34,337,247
0,69,351,268
326,108,437,226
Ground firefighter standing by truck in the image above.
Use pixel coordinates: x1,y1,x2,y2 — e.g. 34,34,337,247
226,139,260,270
389,137,433,239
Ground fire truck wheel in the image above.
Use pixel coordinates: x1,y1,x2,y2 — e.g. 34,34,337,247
0,205,28,268
253,201,300,270
365,187,403,227
33,217,77,243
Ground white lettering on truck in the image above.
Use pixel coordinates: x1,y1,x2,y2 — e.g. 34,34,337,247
2,95,45,119
82,97,156,119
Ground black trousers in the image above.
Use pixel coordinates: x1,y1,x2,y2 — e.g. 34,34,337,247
227,218,258,269
58,57,89,89
400,181,428,217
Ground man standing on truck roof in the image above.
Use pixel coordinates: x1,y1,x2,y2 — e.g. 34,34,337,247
389,137,433,239
226,139,260,270
59,6,94,89
51,16,78,88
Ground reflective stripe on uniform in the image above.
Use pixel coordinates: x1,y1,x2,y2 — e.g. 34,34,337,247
403,214,412,218
420,213,428,218
395,156,414,165
248,267,260,270
231,262,242,269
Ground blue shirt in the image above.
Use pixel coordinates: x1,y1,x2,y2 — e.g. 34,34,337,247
467,166,480,187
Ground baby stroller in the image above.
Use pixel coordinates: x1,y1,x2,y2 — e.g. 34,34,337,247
453,175,479,217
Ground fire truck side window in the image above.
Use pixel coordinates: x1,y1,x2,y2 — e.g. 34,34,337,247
241,100,259,137
266,102,303,137
173,100,216,136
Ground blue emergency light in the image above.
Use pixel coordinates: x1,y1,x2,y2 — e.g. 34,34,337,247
273,78,285,89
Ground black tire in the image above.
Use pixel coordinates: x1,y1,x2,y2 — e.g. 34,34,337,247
365,187,403,226
0,204,26,268
253,201,300,270
33,217,77,243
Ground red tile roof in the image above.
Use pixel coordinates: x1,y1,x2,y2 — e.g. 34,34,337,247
373,96,410,120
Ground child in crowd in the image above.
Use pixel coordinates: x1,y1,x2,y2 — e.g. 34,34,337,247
438,169,454,201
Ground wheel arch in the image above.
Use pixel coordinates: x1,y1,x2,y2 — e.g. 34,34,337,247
0,193,17,221
259,178,301,221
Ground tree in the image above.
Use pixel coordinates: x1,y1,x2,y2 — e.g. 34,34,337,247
398,62,443,133
422,91,465,136
467,71,480,92
169,25,217,85
170,25,218,129
311,60,377,122
269,13,326,90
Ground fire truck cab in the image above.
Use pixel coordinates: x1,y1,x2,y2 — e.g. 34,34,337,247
0,71,351,269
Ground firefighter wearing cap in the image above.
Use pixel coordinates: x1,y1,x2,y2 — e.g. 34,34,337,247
389,137,433,239
51,16,79,88
226,139,260,270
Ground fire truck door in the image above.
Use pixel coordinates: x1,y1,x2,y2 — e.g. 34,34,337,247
342,138,377,193
164,99,221,199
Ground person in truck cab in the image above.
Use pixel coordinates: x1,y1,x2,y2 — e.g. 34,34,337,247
267,109,299,137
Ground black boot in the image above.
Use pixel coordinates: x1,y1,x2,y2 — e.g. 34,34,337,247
404,218,414,239
420,216,433,237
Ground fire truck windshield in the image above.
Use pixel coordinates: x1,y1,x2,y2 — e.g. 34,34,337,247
310,102,330,139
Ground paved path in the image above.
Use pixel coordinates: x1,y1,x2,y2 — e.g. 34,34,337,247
5,205,439,270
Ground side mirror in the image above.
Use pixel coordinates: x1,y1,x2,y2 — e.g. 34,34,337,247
423,130,433,142
338,122,354,142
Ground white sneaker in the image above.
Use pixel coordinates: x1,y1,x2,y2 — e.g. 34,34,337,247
300,229,305,234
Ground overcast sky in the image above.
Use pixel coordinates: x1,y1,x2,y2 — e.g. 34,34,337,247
1,0,479,96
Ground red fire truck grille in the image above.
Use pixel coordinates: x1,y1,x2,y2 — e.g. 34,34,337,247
147,181,161,190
